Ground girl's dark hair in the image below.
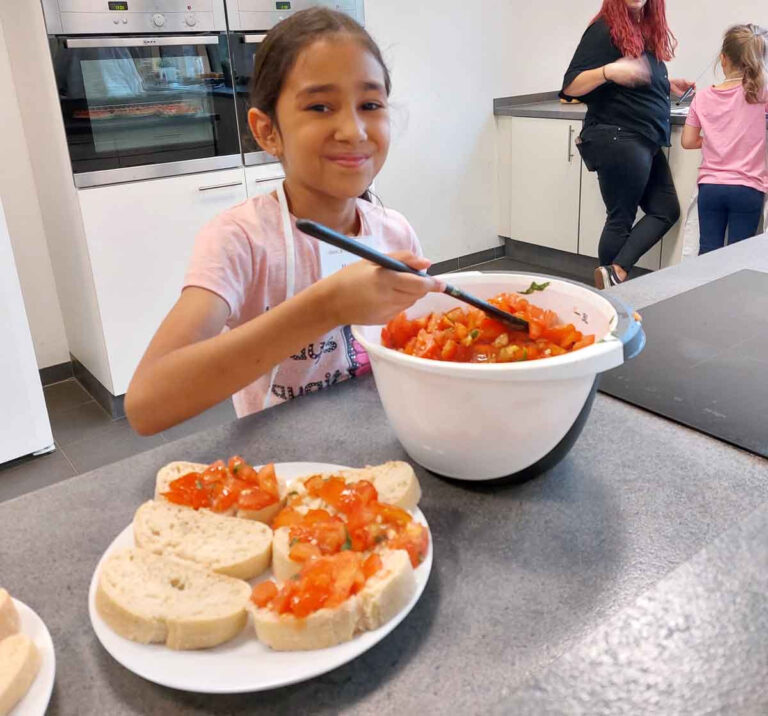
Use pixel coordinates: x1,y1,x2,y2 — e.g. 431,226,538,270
721,24,768,104
250,8,390,203
250,7,390,117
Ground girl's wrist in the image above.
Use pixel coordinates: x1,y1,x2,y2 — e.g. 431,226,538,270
304,278,346,331
602,64,612,83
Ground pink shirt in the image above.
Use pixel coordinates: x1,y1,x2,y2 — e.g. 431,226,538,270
686,85,768,193
183,193,422,417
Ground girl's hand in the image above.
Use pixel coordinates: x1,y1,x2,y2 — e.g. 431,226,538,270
605,56,652,87
670,78,695,98
323,251,445,326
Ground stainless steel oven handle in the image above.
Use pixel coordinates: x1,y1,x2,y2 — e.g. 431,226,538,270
198,180,244,192
65,36,219,49
242,34,267,44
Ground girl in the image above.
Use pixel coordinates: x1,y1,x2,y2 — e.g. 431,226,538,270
124,9,442,435
560,0,692,288
682,24,768,254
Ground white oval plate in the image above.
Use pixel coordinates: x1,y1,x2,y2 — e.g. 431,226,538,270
11,599,56,716
87,462,432,693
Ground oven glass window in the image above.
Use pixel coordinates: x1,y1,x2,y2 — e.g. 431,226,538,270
50,35,240,174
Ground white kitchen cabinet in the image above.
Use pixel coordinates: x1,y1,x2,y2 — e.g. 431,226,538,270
495,117,513,239
77,167,247,395
578,158,664,271
503,117,581,253
244,162,285,198
663,126,701,267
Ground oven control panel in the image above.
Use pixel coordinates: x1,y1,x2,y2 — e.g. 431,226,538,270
225,0,364,31
42,0,226,34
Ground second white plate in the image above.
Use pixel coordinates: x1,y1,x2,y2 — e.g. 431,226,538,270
10,599,56,716
87,461,432,693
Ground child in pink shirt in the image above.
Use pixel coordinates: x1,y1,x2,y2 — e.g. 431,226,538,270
124,9,442,434
682,24,768,254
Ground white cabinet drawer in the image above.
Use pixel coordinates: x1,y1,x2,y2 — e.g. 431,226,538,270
78,167,247,394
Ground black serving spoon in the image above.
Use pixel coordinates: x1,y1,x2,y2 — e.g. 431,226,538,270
296,219,529,331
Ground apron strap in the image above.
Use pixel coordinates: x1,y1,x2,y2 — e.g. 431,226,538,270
263,181,295,409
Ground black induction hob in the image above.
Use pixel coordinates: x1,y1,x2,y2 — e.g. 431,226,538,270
599,269,768,458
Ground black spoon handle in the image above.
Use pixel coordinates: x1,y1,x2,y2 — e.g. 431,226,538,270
296,219,529,331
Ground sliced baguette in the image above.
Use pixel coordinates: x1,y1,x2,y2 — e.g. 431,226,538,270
251,549,416,651
154,461,286,523
339,461,422,511
251,594,361,652
96,548,251,650
133,500,272,580
287,461,421,514
271,527,303,582
0,634,40,716
0,589,20,641
358,549,416,631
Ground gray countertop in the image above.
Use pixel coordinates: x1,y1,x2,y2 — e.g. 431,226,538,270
493,92,695,127
1,236,767,715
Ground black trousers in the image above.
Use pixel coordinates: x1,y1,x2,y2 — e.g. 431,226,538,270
579,124,680,270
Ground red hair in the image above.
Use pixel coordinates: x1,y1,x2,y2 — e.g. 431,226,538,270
593,0,676,61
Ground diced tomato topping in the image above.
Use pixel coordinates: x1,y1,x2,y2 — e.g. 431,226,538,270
362,553,383,579
251,580,278,607
162,458,279,513
257,552,377,617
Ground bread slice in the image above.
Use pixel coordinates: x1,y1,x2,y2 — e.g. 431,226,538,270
286,462,421,514
0,589,19,642
339,462,422,511
251,594,361,652
271,526,303,582
95,548,251,650
358,549,416,631
0,634,40,716
154,461,286,523
250,549,416,651
133,500,272,580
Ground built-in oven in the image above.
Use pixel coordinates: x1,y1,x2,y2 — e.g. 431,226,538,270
42,0,242,187
225,0,364,166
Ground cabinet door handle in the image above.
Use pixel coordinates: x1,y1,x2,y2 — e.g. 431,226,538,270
253,177,283,184
567,125,575,162
198,181,244,192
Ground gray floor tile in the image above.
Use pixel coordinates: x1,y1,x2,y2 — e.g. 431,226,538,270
61,418,167,475
160,399,237,442
43,379,93,416
48,400,113,446
465,257,592,286
0,448,76,503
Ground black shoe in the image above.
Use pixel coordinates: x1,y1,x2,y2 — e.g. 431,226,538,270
594,265,623,289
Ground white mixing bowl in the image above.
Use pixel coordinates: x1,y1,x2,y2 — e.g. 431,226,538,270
352,272,645,482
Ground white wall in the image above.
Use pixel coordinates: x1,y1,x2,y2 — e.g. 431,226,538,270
365,0,768,262
0,15,69,369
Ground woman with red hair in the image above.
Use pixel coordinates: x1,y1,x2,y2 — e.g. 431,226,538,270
561,0,694,288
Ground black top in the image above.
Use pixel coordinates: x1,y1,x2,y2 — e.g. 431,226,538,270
559,18,671,147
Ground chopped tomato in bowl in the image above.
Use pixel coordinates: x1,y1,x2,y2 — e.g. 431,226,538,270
382,291,596,363
352,273,645,481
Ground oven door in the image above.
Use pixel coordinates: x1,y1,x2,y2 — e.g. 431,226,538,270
50,34,242,187
229,31,278,166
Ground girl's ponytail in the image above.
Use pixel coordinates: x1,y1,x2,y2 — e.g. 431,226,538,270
722,24,768,104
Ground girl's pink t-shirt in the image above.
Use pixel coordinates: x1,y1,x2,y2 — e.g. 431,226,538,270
183,193,422,417
686,85,768,193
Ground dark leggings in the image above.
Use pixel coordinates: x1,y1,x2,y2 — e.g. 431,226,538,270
698,183,765,254
581,124,680,270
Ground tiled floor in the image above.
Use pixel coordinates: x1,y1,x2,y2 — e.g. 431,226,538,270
0,380,235,504
0,255,596,503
